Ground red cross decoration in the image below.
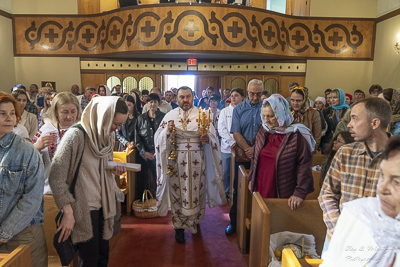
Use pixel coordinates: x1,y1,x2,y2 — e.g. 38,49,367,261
156,145,160,152
200,182,204,190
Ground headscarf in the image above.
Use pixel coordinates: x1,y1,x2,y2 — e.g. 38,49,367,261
391,88,400,124
99,85,112,96
80,96,120,224
345,93,352,102
289,87,313,123
261,94,316,151
332,88,350,110
315,96,326,106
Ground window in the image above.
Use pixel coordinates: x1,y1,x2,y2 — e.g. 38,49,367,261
123,76,138,93
106,76,121,91
165,75,196,92
139,77,154,91
267,0,286,14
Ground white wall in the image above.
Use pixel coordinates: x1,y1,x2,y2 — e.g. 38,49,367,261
377,0,400,17
12,0,77,14
310,0,377,18
305,60,373,100
0,16,16,92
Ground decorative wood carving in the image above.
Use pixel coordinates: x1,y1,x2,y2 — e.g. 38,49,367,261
13,4,375,59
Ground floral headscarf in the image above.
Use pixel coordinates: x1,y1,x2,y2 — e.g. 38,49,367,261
289,87,313,123
261,94,316,151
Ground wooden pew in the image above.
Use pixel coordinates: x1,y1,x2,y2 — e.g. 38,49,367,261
237,165,252,254
312,154,325,167
0,245,31,267
305,171,322,200
249,192,326,267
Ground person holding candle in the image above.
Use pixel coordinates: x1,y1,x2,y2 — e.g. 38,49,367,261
155,86,226,244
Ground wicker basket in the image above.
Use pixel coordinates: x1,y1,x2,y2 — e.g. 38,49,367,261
132,190,158,219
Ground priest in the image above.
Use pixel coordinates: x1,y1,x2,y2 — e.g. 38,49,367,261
155,86,227,244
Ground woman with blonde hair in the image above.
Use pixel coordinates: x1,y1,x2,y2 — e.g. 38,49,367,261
32,92,81,194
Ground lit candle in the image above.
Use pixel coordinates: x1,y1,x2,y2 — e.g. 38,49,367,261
208,108,211,123
198,107,201,128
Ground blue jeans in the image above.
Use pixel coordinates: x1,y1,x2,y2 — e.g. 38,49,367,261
221,153,231,198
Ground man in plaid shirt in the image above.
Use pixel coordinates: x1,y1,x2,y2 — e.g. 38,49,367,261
318,97,392,252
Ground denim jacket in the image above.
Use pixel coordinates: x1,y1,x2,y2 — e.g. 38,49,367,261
0,132,44,243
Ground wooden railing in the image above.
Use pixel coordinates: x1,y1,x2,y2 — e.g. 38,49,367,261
13,4,374,59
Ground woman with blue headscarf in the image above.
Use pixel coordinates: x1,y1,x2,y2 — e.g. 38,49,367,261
321,88,350,150
247,94,315,210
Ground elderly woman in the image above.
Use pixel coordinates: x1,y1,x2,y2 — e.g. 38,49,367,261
32,92,81,194
135,93,165,196
49,96,127,266
11,89,38,140
289,87,322,149
0,92,47,266
321,88,349,151
321,136,400,266
248,94,315,210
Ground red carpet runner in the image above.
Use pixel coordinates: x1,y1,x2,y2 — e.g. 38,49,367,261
109,204,249,267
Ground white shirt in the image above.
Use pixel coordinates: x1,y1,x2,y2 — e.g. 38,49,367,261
12,124,29,139
142,100,172,114
218,104,236,154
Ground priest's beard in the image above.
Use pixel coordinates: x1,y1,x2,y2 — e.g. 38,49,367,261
180,102,193,111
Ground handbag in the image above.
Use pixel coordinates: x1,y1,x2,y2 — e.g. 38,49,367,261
235,140,252,162
53,124,85,266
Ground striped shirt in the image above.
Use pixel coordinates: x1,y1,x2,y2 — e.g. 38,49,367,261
318,141,384,241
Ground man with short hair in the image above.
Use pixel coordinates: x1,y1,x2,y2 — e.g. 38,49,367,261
218,88,244,200
112,84,122,96
76,86,95,111
318,97,392,251
155,86,226,244
225,79,263,235
368,84,383,98
353,89,365,102
286,82,299,102
218,88,231,109
70,84,80,96
142,87,172,114
164,91,178,109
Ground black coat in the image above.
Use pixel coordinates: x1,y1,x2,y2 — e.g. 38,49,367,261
134,110,165,156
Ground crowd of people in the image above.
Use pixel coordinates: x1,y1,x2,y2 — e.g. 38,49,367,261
1,79,400,266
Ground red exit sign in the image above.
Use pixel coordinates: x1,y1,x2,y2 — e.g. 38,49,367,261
187,58,197,66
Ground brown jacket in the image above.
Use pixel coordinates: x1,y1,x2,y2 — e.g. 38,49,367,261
248,127,314,200
302,109,322,150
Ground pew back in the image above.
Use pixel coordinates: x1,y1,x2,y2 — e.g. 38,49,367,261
237,165,251,254
0,245,31,267
249,192,326,267
305,171,322,200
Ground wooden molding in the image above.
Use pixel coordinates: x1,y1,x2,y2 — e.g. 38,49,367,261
13,4,375,60
0,9,12,19
376,7,400,24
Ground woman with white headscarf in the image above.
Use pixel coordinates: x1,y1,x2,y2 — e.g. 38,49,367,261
49,96,127,266
247,94,315,210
